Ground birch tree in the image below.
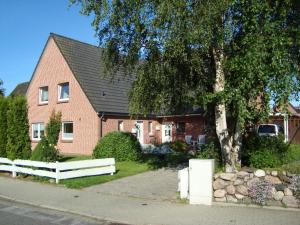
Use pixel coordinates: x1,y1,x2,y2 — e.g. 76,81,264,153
71,0,300,171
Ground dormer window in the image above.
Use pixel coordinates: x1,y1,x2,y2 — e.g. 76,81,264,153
39,86,48,104
58,82,69,101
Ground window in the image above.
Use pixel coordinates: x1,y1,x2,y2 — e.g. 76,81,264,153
148,121,153,135
32,123,45,141
176,122,185,134
62,122,73,140
118,120,124,131
39,86,48,104
58,82,69,101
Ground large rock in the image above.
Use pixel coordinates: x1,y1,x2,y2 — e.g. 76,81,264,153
214,189,226,198
254,169,266,177
236,185,248,196
237,171,249,178
265,175,282,185
234,179,244,186
275,184,287,191
226,185,236,195
213,178,229,190
284,188,293,196
247,177,260,187
235,193,245,200
214,197,226,202
219,173,237,181
226,195,238,203
274,191,284,201
271,171,278,176
282,196,299,208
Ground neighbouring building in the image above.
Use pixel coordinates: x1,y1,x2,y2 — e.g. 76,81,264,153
24,33,205,155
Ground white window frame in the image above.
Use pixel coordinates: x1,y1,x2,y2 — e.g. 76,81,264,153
32,123,45,141
118,120,124,131
62,122,73,140
58,82,69,102
148,121,153,135
39,86,48,104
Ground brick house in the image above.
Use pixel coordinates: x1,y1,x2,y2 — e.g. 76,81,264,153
25,33,205,155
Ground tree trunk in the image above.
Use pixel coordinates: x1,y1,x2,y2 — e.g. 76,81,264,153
212,47,239,172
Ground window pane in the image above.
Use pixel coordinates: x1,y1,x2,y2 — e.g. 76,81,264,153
40,123,45,138
176,122,185,134
60,83,69,99
40,87,48,102
63,122,73,139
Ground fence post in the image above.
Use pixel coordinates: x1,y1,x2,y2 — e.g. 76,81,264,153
55,161,59,184
12,160,16,178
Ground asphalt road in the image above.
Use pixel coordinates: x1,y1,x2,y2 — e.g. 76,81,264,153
0,198,127,225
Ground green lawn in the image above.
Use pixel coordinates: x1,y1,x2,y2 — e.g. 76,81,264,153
59,156,151,189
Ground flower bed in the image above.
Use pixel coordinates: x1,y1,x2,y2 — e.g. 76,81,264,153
213,169,300,207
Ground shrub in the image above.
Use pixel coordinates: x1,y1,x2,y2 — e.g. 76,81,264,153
249,179,273,205
6,96,31,160
31,111,61,162
169,140,188,152
242,134,289,168
249,149,281,168
195,142,222,167
93,131,142,161
31,137,59,162
282,144,300,164
0,97,8,157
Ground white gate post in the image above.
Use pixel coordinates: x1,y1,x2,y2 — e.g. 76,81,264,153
178,167,189,199
12,160,16,178
189,159,214,205
55,161,60,184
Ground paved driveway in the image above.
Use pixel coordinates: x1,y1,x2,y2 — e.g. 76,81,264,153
84,168,179,201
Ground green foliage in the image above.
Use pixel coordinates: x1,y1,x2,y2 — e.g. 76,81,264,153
169,140,188,152
31,137,59,162
283,144,300,164
31,111,61,162
242,134,289,168
195,142,222,168
46,111,62,145
282,161,300,174
0,97,8,157
93,131,142,161
6,96,31,160
0,79,4,96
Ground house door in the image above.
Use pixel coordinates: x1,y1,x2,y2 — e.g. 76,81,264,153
162,123,172,143
135,121,144,145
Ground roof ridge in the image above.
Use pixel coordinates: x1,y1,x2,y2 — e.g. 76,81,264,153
50,32,100,49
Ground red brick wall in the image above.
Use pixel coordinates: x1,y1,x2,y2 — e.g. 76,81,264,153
27,38,100,155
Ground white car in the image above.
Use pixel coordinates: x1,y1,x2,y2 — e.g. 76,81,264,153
257,124,284,137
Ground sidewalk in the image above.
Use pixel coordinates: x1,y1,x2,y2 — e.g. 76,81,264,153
0,176,300,225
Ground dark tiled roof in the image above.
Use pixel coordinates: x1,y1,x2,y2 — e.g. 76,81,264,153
10,82,29,97
51,33,133,114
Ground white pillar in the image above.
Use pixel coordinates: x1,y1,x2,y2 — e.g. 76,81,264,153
189,159,214,205
284,114,289,142
178,167,189,199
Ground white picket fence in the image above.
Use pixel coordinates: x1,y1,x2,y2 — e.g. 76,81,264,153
0,157,115,184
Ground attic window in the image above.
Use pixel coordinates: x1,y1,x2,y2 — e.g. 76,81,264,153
39,86,48,104
58,82,69,101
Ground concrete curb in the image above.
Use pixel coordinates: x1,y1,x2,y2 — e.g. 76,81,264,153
0,194,136,225
212,201,300,212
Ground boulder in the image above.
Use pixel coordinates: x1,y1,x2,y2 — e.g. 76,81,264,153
247,177,260,187
244,176,250,182
236,185,248,196
282,196,299,208
254,169,266,177
265,175,282,185
234,179,244,186
282,171,287,176
214,197,226,202
237,171,249,178
235,193,245,200
213,178,229,190
219,173,237,181
274,191,284,201
266,170,271,175
226,195,238,203
275,184,287,191
214,172,221,179
249,173,254,179
226,185,236,195
214,189,226,198
284,188,293,196
271,171,278,176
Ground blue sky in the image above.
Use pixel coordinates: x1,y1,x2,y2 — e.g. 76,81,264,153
0,0,97,95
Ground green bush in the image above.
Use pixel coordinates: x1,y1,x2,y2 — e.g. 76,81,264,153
242,134,289,168
282,144,300,164
31,111,61,162
249,149,281,168
31,137,59,162
0,97,8,157
93,131,142,161
169,140,188,152
6,96,31,160
195,142,222,168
